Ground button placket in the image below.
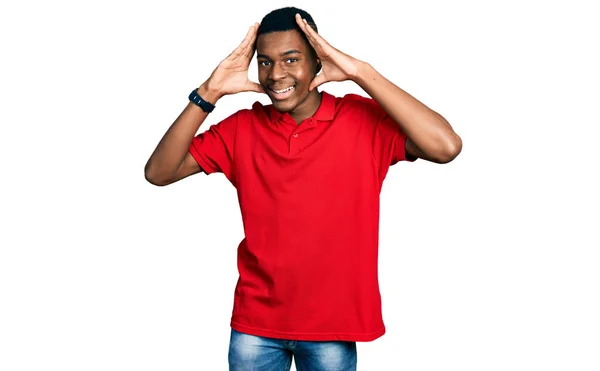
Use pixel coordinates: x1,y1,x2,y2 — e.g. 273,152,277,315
289,132,298,154
288,118,315,154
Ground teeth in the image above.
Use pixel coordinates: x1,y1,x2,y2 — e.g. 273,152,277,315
272,86,295,94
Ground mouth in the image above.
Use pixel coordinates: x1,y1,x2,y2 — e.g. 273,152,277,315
267,85,296,100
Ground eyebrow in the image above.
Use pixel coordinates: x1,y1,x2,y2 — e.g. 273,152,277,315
257,49,302,59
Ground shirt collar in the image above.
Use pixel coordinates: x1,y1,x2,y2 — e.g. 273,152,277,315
266,91,336,123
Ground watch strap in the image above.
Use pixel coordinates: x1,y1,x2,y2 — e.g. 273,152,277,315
188,89,216,113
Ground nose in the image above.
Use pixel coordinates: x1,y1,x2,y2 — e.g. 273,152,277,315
269,62,286,81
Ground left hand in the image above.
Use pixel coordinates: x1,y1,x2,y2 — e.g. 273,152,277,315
295,13,364,91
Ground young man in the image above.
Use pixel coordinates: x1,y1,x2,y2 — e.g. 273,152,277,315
145,6,462,371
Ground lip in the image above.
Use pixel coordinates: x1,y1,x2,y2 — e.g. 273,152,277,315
267,85,296,101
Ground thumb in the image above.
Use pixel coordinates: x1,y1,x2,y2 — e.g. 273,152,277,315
245,81,265,94
309,74,326,92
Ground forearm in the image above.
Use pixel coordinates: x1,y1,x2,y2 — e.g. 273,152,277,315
354,62,462,163
144,84,221,183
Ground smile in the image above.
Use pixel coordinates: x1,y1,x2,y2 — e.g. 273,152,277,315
268,85,296,101
269,85,295,94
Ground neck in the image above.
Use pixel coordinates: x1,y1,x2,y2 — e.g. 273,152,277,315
290,90,322,124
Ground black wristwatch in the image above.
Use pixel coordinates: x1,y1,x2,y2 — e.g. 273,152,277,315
189,88,216,113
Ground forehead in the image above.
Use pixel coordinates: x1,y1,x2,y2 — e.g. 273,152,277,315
256,30,309,56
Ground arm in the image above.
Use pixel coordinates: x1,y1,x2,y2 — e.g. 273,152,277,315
354,64,462,163
295,14,462,164
144,85,221,186
144,23,264,186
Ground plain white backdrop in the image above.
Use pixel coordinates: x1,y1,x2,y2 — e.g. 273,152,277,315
1,0,599,370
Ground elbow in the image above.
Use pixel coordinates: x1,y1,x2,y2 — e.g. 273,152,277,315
144,163,171,187
145,173,169,186
434,134,463,164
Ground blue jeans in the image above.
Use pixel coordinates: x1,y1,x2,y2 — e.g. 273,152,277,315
228,328,357,371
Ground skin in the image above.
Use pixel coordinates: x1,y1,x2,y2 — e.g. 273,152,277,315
144,24,263,186
144,16,462,186
293,14,462,163
255,29,321,124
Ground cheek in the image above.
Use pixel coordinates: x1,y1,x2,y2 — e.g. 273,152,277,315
258,69,267,84
291,66,312,84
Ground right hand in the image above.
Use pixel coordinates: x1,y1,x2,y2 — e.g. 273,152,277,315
203,23,264,98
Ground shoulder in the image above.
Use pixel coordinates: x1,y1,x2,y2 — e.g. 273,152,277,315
329,92,382,120
249,100,276,122
336,92,378,111
210,100,274,132
339,92,370,103
213,105,259,129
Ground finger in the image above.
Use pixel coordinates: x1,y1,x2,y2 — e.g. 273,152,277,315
228,24,257,59
308,73,327,92
237,26,257,59
295,14,327,51
302,17,330,50
243,23,259,60
295,14,316,48
245,81,265,94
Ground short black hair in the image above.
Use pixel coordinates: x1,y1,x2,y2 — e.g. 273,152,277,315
257,6,318,36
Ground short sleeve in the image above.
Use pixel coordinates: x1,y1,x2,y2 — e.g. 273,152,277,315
188,111,238,182
369,100,416,180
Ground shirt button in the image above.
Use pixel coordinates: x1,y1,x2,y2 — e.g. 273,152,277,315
293,133,298,138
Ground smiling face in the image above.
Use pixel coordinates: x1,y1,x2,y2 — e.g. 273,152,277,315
256,30,321,123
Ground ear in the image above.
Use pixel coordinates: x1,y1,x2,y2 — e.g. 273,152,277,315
315,58,322,75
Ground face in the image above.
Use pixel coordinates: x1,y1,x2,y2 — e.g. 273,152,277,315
256,30,320,121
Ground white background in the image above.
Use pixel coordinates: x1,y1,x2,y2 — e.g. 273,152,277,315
1,0,599,370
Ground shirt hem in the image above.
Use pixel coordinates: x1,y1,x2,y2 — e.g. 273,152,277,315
230,320,386,342
188,146,214,175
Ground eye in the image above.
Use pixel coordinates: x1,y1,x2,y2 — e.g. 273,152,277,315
259,60,271,66
286,58,299,63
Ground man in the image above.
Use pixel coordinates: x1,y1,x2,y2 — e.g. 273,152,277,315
145,6,462,371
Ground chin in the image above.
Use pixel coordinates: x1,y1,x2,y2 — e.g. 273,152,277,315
272,99,298,113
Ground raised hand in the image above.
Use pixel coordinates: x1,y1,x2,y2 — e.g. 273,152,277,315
204,23,265,98
295,14,364,92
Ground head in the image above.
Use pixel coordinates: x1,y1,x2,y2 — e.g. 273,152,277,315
256,7,322,120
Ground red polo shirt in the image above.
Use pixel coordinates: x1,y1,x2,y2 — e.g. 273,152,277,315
188,91,415,342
